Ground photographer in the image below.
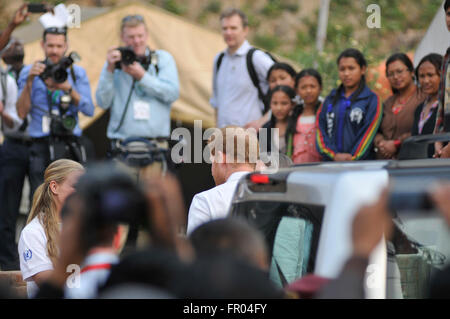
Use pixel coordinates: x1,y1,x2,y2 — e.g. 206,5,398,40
95,14,179,178
16,26,94,198
0,37,29,271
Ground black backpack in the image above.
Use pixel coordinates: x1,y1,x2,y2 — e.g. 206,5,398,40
215,47,277,113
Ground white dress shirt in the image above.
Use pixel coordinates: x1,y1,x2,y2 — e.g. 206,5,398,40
0,71,23,133
187,171,249,235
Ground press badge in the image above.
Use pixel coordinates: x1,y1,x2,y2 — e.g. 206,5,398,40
133,100,150,120
42,115,50,134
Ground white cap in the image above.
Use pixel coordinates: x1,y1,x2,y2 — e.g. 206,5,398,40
39,4,70,29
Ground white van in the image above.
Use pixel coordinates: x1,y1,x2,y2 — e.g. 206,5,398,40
230,159,450,299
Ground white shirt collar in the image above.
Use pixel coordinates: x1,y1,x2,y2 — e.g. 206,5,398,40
226,170,251,183
227,40,251,56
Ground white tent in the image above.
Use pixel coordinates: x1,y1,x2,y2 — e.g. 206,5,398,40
414,1,450,66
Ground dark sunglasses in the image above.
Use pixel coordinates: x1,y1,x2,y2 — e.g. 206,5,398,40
44,26,67,35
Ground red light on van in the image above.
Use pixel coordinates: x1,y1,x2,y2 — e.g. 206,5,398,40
250,174,270,184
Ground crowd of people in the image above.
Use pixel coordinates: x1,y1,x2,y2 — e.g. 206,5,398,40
212,6,450,163
0,2,449,299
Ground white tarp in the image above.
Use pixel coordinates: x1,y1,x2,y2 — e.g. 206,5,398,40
414,1,450,66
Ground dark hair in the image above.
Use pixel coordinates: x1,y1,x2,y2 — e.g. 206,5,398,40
266,85,303,155
289,68,322,139
173,255,284,299
267,62,297,81
445,0,450,12
70,163,149,254
331,48,367,109
295,68,323,90
220,8,248,27
267,85,297,127
386,53,414,74
337,48,367,68
415,53,443,81
267,85,297,105
285,70,323,153
190,218,268,269
385,53,415,94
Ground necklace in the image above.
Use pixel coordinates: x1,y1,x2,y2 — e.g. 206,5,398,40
392,87,416,115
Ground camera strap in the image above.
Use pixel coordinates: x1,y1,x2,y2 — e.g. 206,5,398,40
112,48,157,133
46,90,62,114
70,65,77,84
113,79,136,133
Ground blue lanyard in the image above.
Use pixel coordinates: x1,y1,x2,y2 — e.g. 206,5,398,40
47,90,61,110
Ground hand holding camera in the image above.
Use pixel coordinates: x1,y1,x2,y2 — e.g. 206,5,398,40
106,46,121,73
121,61,145,81
106,46,150,80
27,61,47,83
43,77,71,92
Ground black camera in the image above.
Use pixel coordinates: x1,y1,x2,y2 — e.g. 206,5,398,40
40,51,80,83
114,47,151,70
27,3,51,13
49,94,77,137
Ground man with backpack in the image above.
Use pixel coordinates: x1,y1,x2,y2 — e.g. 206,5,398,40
211,8,275,129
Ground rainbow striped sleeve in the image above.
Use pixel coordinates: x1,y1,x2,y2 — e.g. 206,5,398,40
316,102,337,160
351,94,383,160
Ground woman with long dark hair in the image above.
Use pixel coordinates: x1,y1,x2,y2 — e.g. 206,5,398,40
286,69,322,163
412,53,443,157
316,48,382,161
374,53,425,159
260,85,297,155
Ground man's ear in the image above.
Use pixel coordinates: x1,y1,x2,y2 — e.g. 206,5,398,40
216,150,227,164
243,26,249,37
40,39,45,50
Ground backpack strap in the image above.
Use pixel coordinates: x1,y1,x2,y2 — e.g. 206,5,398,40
215,48,274,114
247,48,274,114
215,52,225,73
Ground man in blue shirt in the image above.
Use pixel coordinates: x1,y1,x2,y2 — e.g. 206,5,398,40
96,15,179,159
16,26,94,197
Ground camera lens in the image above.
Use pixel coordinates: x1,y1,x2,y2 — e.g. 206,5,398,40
62,115,76,131
53,67,68,83
121,48,136,65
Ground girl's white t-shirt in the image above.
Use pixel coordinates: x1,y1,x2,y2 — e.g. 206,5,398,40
18,216,54,298
299,115,316,124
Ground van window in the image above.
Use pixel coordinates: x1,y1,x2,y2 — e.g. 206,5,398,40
386,209,450,299
231,201,324,288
